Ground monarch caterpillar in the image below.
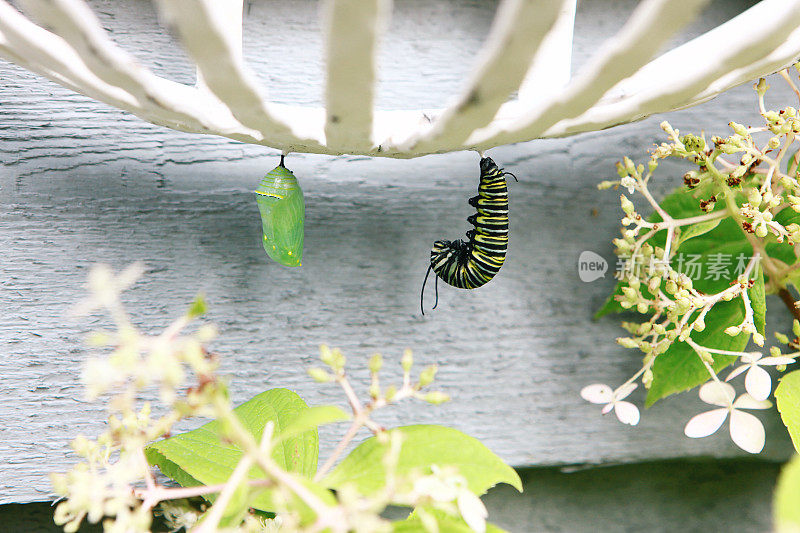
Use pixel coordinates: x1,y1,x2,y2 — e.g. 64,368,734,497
420,156,517,314
255,155,304,267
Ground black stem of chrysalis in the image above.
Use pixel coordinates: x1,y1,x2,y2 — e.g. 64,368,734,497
279,154,286,168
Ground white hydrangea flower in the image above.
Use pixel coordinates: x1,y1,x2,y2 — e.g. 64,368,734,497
457,490,488,533
409,466,487,533
620,176,637,194
725,352,796,401
684,381,772,454
580,383,640,425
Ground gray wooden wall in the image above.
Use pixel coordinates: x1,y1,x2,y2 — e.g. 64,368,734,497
0,0,793,512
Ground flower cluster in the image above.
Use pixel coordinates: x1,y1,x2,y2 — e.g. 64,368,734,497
51,265,493,533
587,68,800,453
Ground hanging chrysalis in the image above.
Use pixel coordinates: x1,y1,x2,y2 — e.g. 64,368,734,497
255,155,305,267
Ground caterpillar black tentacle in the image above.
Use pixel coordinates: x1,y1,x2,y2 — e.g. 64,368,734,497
420,156,514,314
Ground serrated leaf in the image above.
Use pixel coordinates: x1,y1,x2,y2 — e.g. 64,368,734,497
776,370,800,453
774,454,800,533
275,405,350,443
145,388,327,517
393,508,508,533
324,425,521,500
645,299,749,407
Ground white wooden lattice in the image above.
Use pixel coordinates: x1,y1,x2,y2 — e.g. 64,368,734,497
1,0,800,157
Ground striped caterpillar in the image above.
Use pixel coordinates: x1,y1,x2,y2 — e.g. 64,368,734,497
421,156,516,314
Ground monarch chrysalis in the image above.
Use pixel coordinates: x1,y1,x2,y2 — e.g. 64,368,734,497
255,155,305,267
420,156,517,313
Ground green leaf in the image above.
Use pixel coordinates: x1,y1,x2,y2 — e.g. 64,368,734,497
776,370,800,453
145,389,325,515
393,508,507,533
645,299,749,407
275,405,350,443
324,425,521,499
774,455,800,533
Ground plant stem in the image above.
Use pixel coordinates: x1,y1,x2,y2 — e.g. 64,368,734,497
314,418,363,482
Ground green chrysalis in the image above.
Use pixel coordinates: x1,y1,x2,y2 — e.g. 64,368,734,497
255,156,304,267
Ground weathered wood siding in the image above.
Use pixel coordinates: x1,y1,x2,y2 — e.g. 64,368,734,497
0,0,792,504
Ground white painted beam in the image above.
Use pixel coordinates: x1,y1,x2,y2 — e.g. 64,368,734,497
470,0,710,148
323,0,390,151
17,0,255,138
2,0,800,158
399,0,567,154
155,0,326,153
516,0,577,104
537,0,800,140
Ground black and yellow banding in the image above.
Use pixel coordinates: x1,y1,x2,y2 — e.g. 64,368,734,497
421,156,516,313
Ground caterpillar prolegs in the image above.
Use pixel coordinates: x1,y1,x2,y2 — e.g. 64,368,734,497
421,156,517,314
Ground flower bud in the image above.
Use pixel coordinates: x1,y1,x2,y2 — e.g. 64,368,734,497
617,337,639,349
643,369,653,388
320,345,334,365
616,161,627,179
369,354,383,374
620,195,635,215
698,350,714,365
682,133,705,152
729,122,749,136
401,349,414,372
768,136,782,149
665,280,678,294
753,333,765,346
725,325,741,336
624,157,637,175
648,277,662,294
419,365,438,388
424,391,450,405
308,367,333,383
